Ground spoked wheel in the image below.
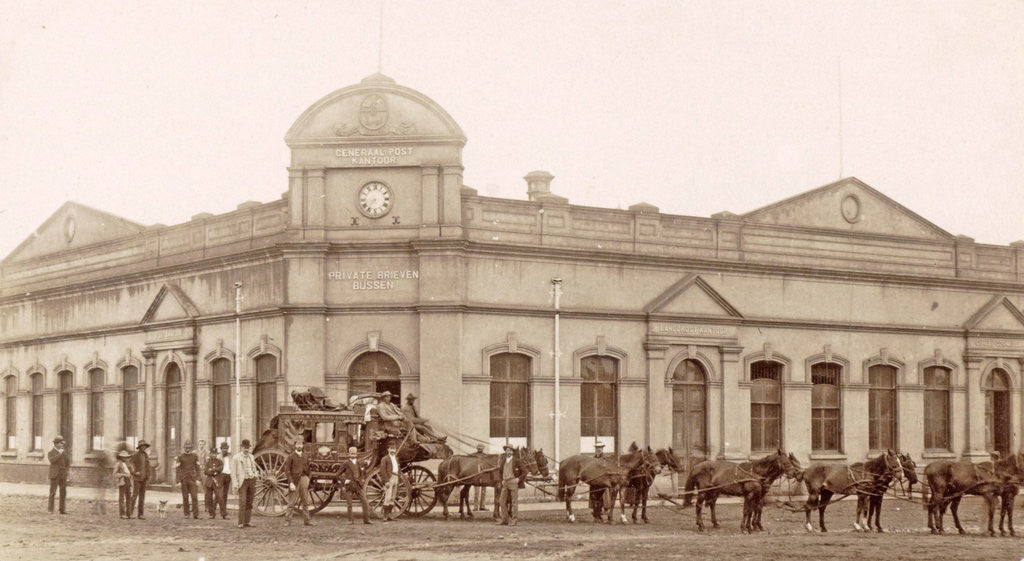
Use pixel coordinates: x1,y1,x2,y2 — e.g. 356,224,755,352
402,465,438,517
362,471,412,519
252,449,289,517
308,479,336,515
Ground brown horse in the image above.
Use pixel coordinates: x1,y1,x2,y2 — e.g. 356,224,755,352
854,452,918,533
558,444,655,524
801,449,902,532
622,447,684,523
437,447,547,519
683,448,802,533
923,453,1024,536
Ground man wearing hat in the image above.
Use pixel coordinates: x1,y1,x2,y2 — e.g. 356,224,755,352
113,449,133,518
283,440,314,526
593,442,606,459
337,446,372,524
129,440,151,519
495,444,525,526
471,443,488,511
47,435,70,514
202,444,225,519
401,393,445,442
231,439,259,528
174,440,201,519
214,442,232,518
376,440,401,521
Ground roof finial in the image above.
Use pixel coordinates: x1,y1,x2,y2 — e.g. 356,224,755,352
837,54,844,180
377,0,385,74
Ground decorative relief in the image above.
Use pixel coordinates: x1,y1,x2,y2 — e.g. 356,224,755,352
841,194,862,224
333,95,417,137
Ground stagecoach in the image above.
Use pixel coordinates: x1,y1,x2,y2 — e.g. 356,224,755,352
250,389,452,519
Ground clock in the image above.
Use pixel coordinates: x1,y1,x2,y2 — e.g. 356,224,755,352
357,181,393,218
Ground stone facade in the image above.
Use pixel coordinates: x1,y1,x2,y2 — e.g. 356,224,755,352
2,74,1023,483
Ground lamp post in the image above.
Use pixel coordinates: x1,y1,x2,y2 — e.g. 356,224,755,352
551,277,562,465
233,281,243,449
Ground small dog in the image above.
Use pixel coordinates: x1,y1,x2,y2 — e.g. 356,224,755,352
157,500,168,518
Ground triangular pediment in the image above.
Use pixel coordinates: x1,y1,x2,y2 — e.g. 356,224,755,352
141,284,199,325
644,274,742,318
742,178,953,241
3,201,145,264
964,295,1024,332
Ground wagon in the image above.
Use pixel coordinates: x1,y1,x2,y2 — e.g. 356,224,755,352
250,390,452,519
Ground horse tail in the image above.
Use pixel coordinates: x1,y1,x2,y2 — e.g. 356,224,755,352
682,470,698,507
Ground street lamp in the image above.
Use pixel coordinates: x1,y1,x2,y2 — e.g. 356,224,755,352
551,277,562,466
233,281,243,449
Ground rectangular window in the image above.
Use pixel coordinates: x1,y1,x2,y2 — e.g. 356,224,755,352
489,353,530,442
31,374,43,451
122,367,138,449
59,372,73,450
89,369,104,451
4,376,15,450
811,363,841,452
212,359,232,447
750,361,781,452
256,355,277,435
924,366,950,450
580,356,618,452
868,365,897,450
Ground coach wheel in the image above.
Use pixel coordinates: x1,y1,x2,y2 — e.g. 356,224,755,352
363,471,412,519
402,465,437,517
252,449,289,517
308,479,336,515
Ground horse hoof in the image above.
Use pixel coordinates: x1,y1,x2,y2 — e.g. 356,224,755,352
643,518,650,524
957,529,966,535
853,522,862,531
805,523,814,533
876,528,885,534
620,515,628,524
712,523,720,529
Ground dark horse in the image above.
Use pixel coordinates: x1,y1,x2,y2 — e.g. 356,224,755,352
558,444,657,524
801,449,902,532
923,453,1024,536
622,447,684,523
684,448,802,533
854,452,918,532
437,446,548,519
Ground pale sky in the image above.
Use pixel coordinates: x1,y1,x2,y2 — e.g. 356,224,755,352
1,1,1022,260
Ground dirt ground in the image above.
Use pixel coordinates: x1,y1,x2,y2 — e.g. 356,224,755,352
3,493,1024,561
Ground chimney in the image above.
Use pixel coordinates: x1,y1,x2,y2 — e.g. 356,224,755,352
524,170,554,202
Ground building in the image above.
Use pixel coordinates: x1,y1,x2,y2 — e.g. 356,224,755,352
2,74,1023,483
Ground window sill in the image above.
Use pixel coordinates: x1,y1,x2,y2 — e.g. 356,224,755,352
84,452,107,460
921,450,956,460
809,453,846,461
0,451,17,459
27,451,44,459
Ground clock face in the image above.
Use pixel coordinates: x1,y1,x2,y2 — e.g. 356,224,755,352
357,181,393,218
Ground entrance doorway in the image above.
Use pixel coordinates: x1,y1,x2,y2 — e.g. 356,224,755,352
165,363,182,480
349,351,401,404
984,368,1011,458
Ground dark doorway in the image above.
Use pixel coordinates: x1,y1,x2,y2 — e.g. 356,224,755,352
985,368,1011,458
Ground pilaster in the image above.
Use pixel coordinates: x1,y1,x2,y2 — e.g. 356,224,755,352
720,346,746,460
964,354,988,460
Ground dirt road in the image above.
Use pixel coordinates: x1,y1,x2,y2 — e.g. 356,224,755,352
2,493,1024,560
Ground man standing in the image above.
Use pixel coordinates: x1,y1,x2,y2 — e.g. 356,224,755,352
471,443,488,511
203,444,224,519
215,442,231,519
196,440,209,514
113,450,133,519
231,439,258,528
283,441,314,526
47,435,70,514
377,441,400,522
129,440,151,519
495,445,524,526
337,446,372,525
175,440,201,519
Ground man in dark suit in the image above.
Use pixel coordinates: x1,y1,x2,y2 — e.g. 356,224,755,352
495,445,525,526
175,440,201,519
337,446,372,524
282,440,314,526
47,435,70,514
129,440,151,519
203,444,225,519
377,441,400,521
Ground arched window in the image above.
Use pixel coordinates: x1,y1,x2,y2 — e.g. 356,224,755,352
165,363,182,460
348,352,402,400
984,368,1011,457
750,361,781,452
89,369,104,451
923,366,950,450
31,374,43,450
868,365,897,451
811,362,842,452
580,355,618,452
122,366,138,449
58,371,73,449
672,359,707,459
255,355,277,435
489,353,530,448
4,376,15,450
211,358,232,447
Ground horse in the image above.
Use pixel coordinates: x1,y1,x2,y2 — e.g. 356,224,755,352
558,444,655,524
683,448,801,533
994,453,1023,537
923,452,1024,536
437,446,548,520
854,452,918,533
800,449,902,533
623,447,681,523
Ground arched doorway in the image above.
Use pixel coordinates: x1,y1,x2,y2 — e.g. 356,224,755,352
671,359,707,462
165,363,182,468
984,368,1011,457
349,352,401,403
